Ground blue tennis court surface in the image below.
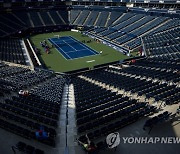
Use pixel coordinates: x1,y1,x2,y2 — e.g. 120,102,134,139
48,36,99,60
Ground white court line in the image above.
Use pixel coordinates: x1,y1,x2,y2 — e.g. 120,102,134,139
49,36,99,60
63,38,90,52
47,39,68,60
52,39,72,43
57,47,72,59
65,50,77,53
50,38,77,60
54,36,98,56
65,48,88,53
62,40,77,51
60,36,100,60
48,39,69,60
49,38,72,60
68,36,99,55
60,37,97,57
52,37,83,53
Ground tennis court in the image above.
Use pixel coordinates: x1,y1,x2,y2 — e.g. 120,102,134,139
48,36,99,60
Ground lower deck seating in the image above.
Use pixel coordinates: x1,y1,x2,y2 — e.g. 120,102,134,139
143,111,172,130
2,69,54,90
73,77,156,142
0,55,179,148
0,64,67,146
13,141,44,154
83,65,179,104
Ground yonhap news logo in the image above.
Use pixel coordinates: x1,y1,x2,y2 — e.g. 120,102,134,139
106,132,120,148
106,132,180,148
121,136,180,144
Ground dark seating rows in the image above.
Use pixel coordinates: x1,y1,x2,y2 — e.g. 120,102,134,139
2,69,54,90
0,118,55,146
14,141,44,154
73,77,156,141
83,67,179,104
0,38,26,65
0,10,69,36
143,27,180,60
0,65,67,146
143,111,172,130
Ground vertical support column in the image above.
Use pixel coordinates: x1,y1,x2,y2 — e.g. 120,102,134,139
66,83,78,154
58,84,68,153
